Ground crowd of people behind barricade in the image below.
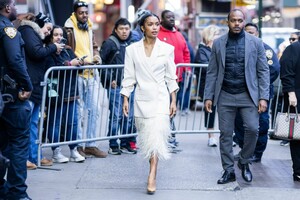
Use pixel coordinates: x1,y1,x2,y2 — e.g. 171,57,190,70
1,0,300,198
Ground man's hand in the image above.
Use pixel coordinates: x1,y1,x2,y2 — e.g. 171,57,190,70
258,99,268,113
93,55,101,65
288,92,297,107
204,100,213,113
111,80,117,89
123,96,129,117
18,90,31,101
70,58,83,66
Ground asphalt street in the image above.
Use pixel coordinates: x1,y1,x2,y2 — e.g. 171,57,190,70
26,133,300,200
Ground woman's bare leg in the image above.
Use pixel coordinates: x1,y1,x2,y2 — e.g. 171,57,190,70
147,154,158,194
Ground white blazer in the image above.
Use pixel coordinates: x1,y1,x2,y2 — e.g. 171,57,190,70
120,38,179,118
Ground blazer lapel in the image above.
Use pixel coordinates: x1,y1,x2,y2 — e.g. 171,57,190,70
150,39,160,59
220,36,227,68
244,34,250,69
137,40,159,82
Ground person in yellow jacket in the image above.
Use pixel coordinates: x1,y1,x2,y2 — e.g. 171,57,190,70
64,1,107,158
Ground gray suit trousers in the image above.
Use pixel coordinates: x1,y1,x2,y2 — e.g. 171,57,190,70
217,90,259,172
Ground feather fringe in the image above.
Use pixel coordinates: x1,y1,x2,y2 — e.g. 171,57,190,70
135,115,171,160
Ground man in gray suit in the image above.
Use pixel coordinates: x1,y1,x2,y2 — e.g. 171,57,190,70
204,9,269,184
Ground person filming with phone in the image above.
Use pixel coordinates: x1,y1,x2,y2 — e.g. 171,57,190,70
44,25,86,163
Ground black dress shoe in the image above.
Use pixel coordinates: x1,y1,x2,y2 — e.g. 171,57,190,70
293,174,300,182
217,171,236,184
238,162,252,182
19,197,32,200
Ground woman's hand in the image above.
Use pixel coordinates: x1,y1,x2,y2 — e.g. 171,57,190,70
204,100,213,113
169,100,177,118
54,43,65,54
123,96,129,117
288,92,297,107
170,92,177,118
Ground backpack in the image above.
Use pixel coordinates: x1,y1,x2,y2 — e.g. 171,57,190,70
100,35,121,89
107,35,120,64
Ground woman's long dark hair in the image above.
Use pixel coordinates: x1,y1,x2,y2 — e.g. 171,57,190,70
44,25,68,46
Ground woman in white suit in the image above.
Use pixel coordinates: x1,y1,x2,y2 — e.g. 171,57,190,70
121,13,178,194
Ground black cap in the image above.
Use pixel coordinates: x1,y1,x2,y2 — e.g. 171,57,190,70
73,1,88,12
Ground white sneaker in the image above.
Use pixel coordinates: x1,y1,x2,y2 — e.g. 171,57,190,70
53,147,69,163
185,109,190,115
208,138,218,147
70,148,85,163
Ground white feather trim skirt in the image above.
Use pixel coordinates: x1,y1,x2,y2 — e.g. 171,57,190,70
135,115,171,160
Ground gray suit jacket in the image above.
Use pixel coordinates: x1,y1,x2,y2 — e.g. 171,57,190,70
204,31,270,106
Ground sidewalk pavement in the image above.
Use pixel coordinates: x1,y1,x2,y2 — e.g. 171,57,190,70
26,134,300,200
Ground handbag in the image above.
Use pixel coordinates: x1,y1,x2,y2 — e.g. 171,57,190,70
274,106,300,140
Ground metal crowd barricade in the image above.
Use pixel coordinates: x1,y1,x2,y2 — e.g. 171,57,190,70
37,63,284,166
173,63,220,134
173,63,284,135
37,64,137,166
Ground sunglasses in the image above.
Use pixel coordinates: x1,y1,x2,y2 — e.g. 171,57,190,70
76,2,88,7
289,37,297,42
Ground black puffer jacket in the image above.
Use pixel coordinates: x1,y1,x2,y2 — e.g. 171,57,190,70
100,31,132,88
45,47,78,103
222,31,246,94
18,20,57,104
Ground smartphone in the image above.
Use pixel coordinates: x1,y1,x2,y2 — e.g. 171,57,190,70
80,55,87,61
60,38,67,44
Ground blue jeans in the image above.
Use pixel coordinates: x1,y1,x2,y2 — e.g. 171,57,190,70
234,102,270,158
77,76,100,147
177,75,191,111
0,99,31,199
28,101,40,164
107,87,135,148
47,101,78,150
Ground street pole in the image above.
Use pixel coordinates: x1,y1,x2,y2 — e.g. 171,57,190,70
258,0,263,38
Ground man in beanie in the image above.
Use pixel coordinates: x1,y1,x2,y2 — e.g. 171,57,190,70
64,1,107,158
131,9,150,42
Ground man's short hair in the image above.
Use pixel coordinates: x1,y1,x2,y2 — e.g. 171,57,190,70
227,9,245,20
161,10,172,20
114,18,131,30
0,0,11,10
245,22,258,31
73,1,88,12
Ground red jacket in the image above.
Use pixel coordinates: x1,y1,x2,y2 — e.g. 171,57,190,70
158,26,191,82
